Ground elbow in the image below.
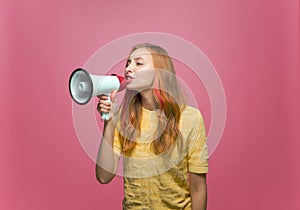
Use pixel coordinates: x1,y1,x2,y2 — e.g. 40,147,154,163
95,166,114,184
96,175,111,185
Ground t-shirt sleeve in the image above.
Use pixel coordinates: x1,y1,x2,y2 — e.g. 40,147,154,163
187,110,209,174
113,125,122,157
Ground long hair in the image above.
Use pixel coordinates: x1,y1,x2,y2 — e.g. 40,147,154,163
118,43,186,155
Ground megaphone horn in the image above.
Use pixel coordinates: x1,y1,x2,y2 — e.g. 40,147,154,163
69,68,126,120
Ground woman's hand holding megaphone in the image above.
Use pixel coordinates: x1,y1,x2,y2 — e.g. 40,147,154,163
97,90,118,122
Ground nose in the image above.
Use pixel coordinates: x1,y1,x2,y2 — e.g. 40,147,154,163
125,64,133,74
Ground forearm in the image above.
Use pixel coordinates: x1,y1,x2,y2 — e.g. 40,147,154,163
190,173,207,210
190,186,207,210
95,120,118,184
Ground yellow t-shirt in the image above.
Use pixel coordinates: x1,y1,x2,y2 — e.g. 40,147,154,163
113,106,208,209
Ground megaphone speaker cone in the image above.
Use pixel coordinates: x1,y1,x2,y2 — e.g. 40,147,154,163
69,68,93,105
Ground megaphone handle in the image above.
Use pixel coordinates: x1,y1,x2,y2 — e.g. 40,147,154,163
101,94,111,121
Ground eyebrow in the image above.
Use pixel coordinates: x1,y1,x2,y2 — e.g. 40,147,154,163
128,57,145,61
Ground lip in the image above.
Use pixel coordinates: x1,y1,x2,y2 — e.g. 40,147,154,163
125,74,135,80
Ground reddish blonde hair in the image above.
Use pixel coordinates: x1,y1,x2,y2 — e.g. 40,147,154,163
118,43,186,155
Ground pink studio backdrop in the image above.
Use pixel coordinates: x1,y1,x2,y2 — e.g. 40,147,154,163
1,0,299,210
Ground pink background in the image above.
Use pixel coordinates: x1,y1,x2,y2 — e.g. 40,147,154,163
1,0,299,209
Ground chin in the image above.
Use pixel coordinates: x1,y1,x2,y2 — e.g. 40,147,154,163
126,86,139,92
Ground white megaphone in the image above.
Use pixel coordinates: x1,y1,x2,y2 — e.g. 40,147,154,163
69,68,126,120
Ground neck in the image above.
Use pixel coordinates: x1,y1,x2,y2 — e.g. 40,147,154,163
140,89,155,110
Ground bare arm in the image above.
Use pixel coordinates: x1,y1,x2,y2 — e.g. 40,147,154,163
189,173,207,210
95,93,120,184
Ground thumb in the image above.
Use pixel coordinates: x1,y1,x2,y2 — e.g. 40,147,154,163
110,90,117,101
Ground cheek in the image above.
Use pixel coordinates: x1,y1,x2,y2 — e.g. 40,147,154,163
136,69,155,85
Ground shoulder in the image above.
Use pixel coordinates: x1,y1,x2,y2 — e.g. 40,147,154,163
180,106,206,131
181,106,204,121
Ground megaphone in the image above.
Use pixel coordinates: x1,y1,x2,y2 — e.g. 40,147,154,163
69,68,126,120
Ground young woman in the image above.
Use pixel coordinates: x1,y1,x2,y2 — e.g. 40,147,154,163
96,43,208,210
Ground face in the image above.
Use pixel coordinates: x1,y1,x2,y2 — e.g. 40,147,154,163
125,47,155,92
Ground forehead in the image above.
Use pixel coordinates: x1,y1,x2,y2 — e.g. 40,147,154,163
129,47,152,59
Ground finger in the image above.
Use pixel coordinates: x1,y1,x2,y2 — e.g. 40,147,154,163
97,94,109,100
97,102,111,110
97,106,111,114
99,99,112,106
100,104,112,111
110,90,117,101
